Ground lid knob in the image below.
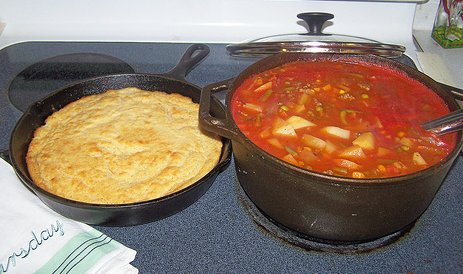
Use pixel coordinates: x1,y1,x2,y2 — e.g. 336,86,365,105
297,12,334,35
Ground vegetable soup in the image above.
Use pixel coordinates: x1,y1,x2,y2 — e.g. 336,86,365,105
231,60,456,179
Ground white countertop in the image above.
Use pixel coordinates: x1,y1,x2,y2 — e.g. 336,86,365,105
413,31,463,89
412,0,462,95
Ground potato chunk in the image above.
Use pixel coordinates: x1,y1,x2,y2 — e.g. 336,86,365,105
377,146,393,157
413,152,428,166
352,132,375,150
302,134,326,150
272,118,296,137
299,147,318,162
333,159,361,170
282,154,298,165
339,145,366,159
272,124,296,137
324,140,338,154
321,126,351,139
286,116,316,129
267,138,284,149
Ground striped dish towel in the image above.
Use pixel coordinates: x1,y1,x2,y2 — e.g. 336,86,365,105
0,158,137,274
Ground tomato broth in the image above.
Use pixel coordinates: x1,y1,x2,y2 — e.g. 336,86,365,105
231,60,456,179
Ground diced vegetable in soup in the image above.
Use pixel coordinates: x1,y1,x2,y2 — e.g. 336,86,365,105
231,60,456,179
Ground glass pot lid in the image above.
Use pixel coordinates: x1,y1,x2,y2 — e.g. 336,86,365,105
226,12,406,58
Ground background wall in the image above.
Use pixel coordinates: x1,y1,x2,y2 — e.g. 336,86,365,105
0,0,419,46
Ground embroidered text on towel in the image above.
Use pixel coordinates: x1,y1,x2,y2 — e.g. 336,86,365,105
1,219,64,273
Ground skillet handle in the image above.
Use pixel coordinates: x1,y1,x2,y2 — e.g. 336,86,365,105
199,79,240,140
439,81,463,101
163,44,210,81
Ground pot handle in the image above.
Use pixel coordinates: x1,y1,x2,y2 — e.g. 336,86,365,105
163,44,210,81
439,81,463,101
199,79,240,140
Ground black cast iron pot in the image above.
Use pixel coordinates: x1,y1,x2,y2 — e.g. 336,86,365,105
8,44,231,226
199,52,463,243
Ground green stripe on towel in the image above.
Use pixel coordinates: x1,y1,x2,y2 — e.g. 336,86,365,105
35,230,120,274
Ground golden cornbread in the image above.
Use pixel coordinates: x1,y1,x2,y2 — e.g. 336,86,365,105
26,87,222,204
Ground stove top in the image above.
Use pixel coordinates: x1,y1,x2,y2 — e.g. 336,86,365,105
7,52,135,111
1,42,462,273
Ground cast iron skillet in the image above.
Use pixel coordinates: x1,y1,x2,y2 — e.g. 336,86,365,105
7,43,232,226
199,52,463,243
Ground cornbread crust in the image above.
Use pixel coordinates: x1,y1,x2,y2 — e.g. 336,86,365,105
26,87,223,204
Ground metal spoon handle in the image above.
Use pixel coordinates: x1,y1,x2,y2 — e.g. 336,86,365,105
422,108,463,135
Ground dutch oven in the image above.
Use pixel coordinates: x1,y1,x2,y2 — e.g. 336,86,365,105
7,44,232,226
199,52,463,243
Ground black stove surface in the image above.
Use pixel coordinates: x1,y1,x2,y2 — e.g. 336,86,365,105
8,52,135,111
0,42,462,273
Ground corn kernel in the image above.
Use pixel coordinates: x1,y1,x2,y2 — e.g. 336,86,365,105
377,164,386,173
352,171,365,178
339,89,347,94
361,93,369,99
280,105,289,111
322,84,332,91
397,131,405,137
393,161,406,169
401,145,410,151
